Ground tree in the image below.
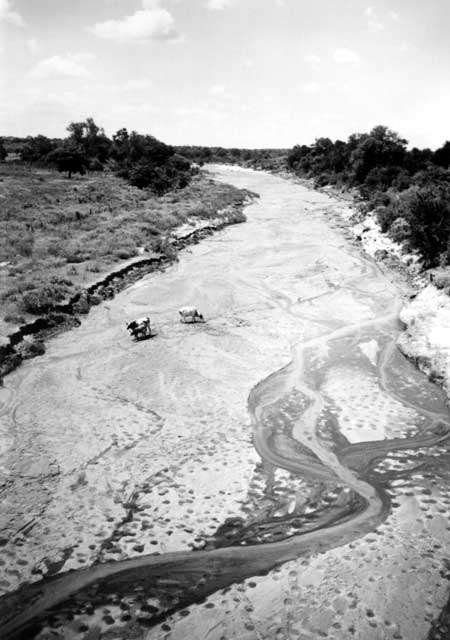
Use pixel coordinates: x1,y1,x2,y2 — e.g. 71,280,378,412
0,137,7,162
84,117,111,163
404,147,434,174
66,121,86,145
66,118,111,166
128,154,191,194
46,145,88,178
21,135,56,164
403,186,450,267
349,125,407,185
434,141,450,168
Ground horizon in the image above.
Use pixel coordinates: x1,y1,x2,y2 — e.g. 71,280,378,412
1,0,449,150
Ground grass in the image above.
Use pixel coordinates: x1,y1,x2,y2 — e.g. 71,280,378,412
0,164,253,334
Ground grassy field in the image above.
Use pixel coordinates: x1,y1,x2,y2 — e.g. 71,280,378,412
0,164,252,336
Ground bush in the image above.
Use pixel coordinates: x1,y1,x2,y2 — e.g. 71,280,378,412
315,173,331,187
389,217,410,243
404,187,450,267
20,278,74,314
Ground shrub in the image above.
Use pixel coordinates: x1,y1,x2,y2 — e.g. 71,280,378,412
404,187,450,267
20,278,74,314
389,217,410,243
315,173,331,187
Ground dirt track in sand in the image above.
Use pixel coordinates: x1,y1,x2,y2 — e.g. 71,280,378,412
2,166,450,639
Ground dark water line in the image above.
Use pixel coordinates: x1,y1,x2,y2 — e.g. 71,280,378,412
3,338,450,638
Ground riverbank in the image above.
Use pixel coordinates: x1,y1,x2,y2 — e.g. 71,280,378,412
0,169,255,383
274,166,450,408
325,184,450,404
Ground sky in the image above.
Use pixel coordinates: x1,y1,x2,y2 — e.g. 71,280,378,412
0,0,449,148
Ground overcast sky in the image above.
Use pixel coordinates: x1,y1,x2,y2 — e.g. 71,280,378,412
0,0,449,148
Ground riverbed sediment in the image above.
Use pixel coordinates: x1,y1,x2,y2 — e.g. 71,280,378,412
1,166,450,640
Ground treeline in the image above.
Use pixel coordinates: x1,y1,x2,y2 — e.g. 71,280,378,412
2,118,194,195
175,145,288,171
288,126,450,268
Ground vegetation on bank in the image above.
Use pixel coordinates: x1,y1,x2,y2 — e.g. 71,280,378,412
287,126,450,268
174,145,288,172
4,117,194,194
0,164,252,329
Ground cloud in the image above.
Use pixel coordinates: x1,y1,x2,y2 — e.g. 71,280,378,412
210,84,226,95
142,0,163,7
30,53,94,79
26,37,40,57
123,78,153,90
174,105,227,122
364,7,384,32
206,0,233,10
365,6,400,32
333,48,360,65
0,0,25,27
302,81,321,94
89,2,177,42
304,53,321,65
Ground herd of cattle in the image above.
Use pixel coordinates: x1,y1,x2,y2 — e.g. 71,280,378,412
126,306,204,340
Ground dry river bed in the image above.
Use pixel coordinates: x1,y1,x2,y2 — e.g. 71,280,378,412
1,166,450,639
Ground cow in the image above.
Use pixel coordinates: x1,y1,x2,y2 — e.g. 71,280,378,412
126,316,152,340
178,306,205,324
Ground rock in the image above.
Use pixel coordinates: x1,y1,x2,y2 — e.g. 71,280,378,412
19,339,45,360
89,294,101,306
374,249,389,261
72,293,90,314
429,269,450,290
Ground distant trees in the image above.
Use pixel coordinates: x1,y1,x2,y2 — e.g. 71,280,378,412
15,117,194,193
287,125,450,268
349,126,407,185
128,156,190,194
405,187,450,266
110,128,192,192
434,141,450,168
21,135,56,164
0,138,7,162
174,145,288,171
66,117,112,168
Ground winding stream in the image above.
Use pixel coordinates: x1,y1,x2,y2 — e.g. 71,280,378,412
1,166,450,639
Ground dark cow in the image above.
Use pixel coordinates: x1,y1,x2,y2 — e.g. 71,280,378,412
126,316,152,340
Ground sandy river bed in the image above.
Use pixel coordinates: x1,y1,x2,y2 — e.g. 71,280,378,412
1,166,450,639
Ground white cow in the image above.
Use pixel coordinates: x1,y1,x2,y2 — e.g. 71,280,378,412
178,306,205,323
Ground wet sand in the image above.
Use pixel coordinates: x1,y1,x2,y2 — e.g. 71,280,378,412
1,166,450,639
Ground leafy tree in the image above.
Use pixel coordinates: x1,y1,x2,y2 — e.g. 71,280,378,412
83,117,111,163
66,118,112,166
66,121,86,145
21,135,56,163
46,145,88,178
434,141,450,168
128,154,191,194
349,125,407,184
0,137,7,162
404,147,434,174
404,187,450,267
